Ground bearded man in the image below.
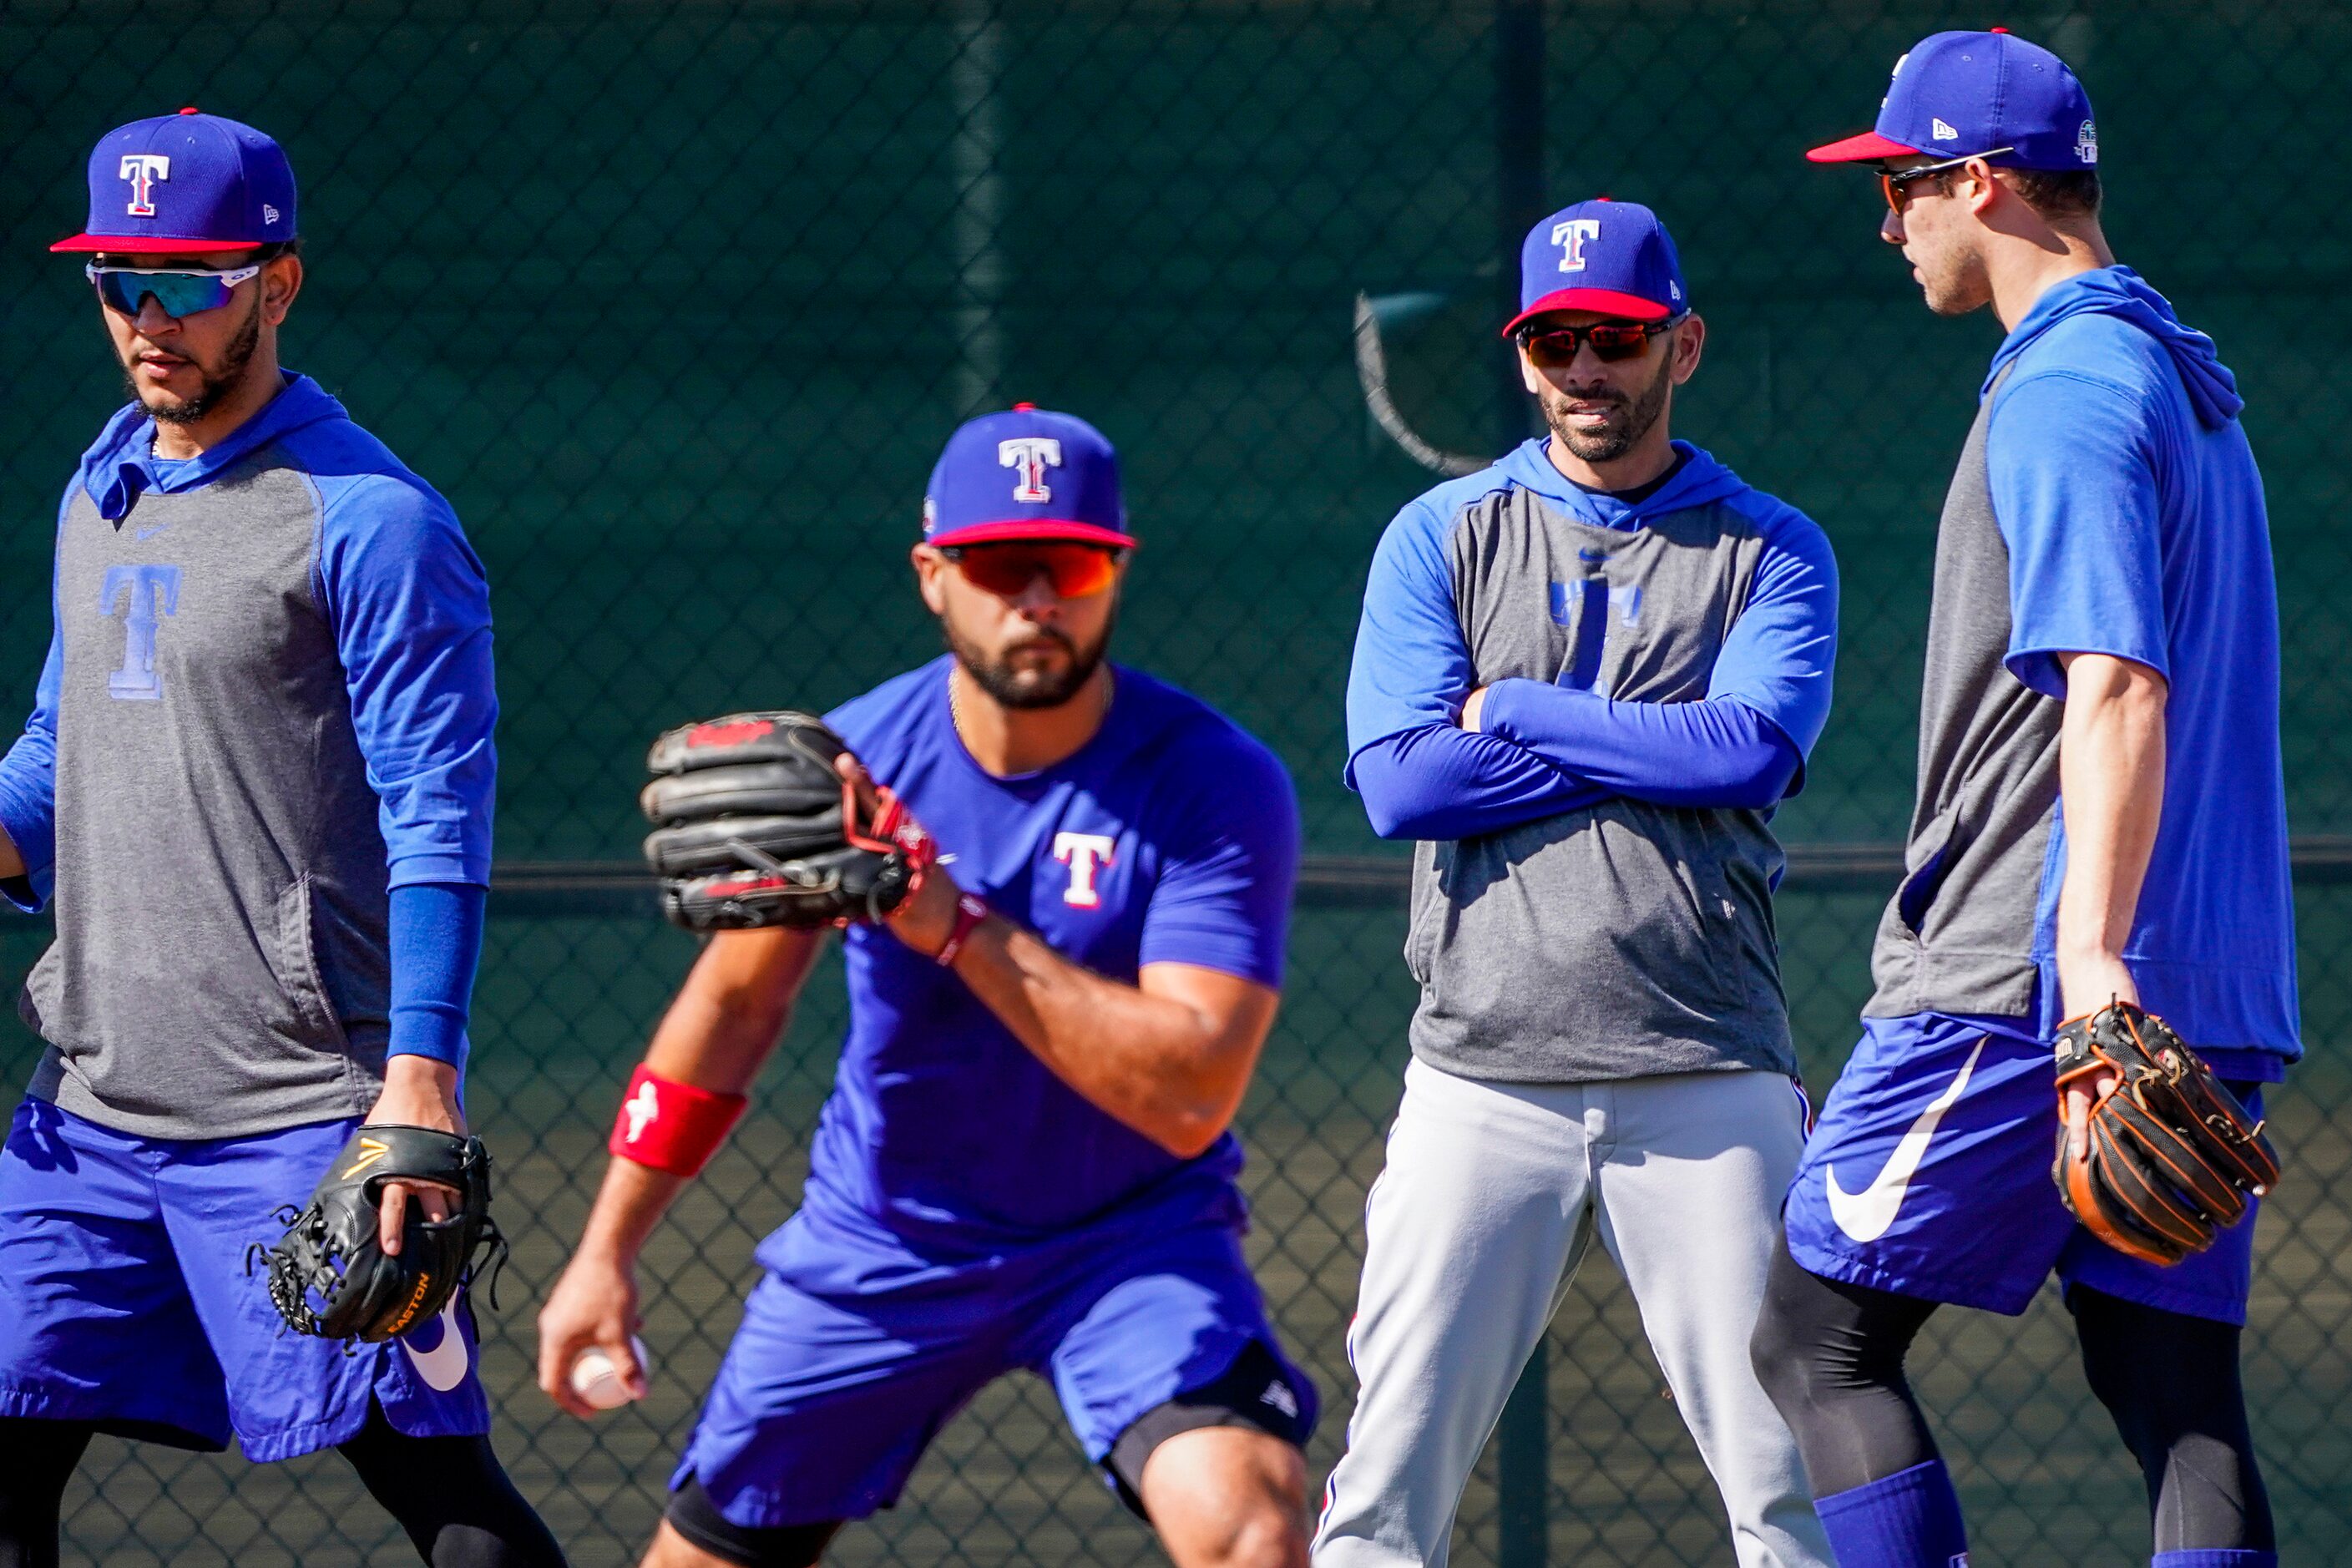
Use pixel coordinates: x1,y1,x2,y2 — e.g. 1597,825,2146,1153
1313,199,1839,1568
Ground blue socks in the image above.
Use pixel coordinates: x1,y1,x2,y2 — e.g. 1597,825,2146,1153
2152,1554,2278,1567
1813,1460,1970,1567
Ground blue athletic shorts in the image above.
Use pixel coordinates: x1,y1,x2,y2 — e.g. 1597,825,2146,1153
1782,1013,2263,1326
0,1097,492,1459
674,1196,1318,1529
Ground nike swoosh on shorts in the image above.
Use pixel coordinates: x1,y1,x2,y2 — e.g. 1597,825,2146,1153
1824,1039,1986,1243
401,1301,471,1393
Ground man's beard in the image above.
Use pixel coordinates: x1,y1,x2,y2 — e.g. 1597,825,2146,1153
944,603,1116,711
1919,252,1993,317
123,295,262,425
1538,346,1676,464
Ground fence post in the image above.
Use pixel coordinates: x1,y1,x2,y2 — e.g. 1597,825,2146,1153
1492,0,1545,453
1491,5,1548,1563
1498,1339,1550,1567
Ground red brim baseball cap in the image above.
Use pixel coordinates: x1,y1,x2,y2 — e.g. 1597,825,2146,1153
1501,286,1674,336
1804,130,1922,163
53,110,296,255
49,233,266,254
924,518,1139,550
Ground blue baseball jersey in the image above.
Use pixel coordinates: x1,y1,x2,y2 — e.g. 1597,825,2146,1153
801,657,1298,1252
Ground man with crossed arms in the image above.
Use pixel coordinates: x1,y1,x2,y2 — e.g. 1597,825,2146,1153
1316,200,1836,1567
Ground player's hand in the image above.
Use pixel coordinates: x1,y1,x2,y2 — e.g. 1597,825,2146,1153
1459,686,1491,732
834,751,960,956
2057,953,2135,1146
538,1249,645,1419
364,1056,465,1257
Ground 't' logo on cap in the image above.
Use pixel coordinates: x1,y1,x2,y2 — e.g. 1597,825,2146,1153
119,154,169,217
999,437,1062,503
1553,218,1600,273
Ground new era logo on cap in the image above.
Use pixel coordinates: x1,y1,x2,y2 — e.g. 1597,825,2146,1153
51,108,298,255
923,405,1137,551
1504,198,1689,336
1806,29,2097,171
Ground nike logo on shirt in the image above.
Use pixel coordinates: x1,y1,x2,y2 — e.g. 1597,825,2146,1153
1824,1039,1986,1242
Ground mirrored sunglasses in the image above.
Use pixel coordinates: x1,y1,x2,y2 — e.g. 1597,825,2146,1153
943,543,1124,599
85,262,262,318
1879,147,2016,211
1518,316,1684,368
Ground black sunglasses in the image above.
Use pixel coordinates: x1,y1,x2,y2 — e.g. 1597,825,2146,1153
1516,313,1687,368
1880,146,2016,210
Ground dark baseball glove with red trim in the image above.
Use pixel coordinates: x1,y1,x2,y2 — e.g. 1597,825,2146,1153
2052,1000,2279,1266
259,1125,502,1343
640,711,937,930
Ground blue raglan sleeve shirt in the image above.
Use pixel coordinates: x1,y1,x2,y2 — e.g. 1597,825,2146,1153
315,469,498,1066
1477,499,1839,810
1988,369,2171,698
1346,494,1611,840
0,491,75,912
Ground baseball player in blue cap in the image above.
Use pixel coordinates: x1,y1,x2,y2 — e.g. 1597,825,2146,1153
536,406,1319,1568
1752,31,2294,1568
0,113,566,1565
1314,200,1837,1567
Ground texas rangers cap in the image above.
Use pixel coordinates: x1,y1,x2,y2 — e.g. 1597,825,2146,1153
50,109,297,254
1806,29,2098,172
1502,199,1687,336
922,404,1136,550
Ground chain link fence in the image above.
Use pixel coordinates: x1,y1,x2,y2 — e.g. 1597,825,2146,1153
0,1,2346,1562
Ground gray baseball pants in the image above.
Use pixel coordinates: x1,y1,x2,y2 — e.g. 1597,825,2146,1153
1310,1059,1833,1568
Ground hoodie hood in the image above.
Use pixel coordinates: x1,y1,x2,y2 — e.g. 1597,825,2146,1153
1499,438,1751,531
1985,266,2243,429
76,371,349,523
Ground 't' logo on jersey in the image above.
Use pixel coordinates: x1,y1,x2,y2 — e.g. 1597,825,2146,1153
1054,832,1115,908
119,154,170,217
1552,218,1601,273
999,438,1063,503
100,564,181,701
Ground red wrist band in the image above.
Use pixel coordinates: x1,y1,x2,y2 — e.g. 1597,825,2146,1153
608,1063,747,1177
934,893,990,968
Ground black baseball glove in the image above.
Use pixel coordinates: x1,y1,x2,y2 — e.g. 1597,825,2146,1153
640,711,938,930
2052,1000,2281,1267
259,1125,503,1343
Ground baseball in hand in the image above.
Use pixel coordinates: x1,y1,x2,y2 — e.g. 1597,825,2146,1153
569,1335,651,1410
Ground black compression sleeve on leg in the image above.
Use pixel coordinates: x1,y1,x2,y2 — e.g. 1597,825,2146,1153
1748,1235,1945,1498
337,1405,569,1568
2069,1285,2275,1554
664,1477,841,1568
0,1418,94,1568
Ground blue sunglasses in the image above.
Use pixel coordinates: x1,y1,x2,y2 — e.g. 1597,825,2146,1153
85,262,261,319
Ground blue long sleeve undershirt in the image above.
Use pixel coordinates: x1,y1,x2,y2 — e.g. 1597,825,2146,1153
1478,681,1803,812
387,881,487,1068
1349,723,1611,841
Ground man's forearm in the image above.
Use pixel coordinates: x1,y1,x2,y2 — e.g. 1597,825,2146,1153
573,1155,689,1268
582,928,822,1256
2054,652,2168,1015
948,918,1269,1158
1350,723,1611,839
1475,682,1803,810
